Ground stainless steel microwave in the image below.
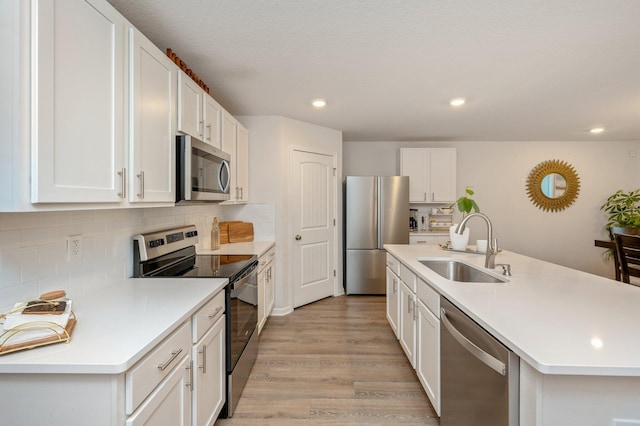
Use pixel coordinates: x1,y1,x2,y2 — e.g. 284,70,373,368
176,135,231,203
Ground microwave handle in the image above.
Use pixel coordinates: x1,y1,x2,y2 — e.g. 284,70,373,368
184,136,192,200
219,160,230,194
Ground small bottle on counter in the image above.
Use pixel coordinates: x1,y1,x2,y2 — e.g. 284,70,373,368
211,217,220,250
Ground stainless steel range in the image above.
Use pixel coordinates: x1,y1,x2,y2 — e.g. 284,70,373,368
132,225,258,418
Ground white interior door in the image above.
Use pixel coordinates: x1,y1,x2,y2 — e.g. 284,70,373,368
290,149,336,308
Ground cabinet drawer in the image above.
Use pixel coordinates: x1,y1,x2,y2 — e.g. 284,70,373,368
259,246,276,272
417,277,440,318
193,290,225,343
126,321,191,415
386,254,400,276
400,263,416,293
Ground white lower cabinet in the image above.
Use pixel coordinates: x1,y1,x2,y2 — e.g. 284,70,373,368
192,315,225,426
385,265,400,338
126,354,192,426
388,258,441,416
416,299,440,416
258,246,276,334
398,280,417,367
409,234,449,245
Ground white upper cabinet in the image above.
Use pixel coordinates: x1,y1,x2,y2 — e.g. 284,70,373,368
128,27,176,204
401,148,456,203
178,72,222,149
177,73,203,139
203,94,222,149
221,110,249,203
31,0,127,204
235,123,250,202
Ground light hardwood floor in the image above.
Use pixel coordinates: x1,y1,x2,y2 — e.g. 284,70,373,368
215,295,439,425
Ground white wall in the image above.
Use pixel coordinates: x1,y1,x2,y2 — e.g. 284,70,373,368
0,204,225,312
344,140,640,278
237,115,343,315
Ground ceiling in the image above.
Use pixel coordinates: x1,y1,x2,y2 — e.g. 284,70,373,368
107,0,640,142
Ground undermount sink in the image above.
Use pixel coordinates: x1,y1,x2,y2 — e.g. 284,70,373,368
419,259,507,283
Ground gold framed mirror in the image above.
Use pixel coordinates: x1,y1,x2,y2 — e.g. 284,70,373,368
526,159,580,212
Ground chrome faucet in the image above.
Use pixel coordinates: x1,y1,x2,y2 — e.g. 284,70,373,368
455,212,499,269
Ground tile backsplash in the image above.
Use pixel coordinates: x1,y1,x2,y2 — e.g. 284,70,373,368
0,203,275,312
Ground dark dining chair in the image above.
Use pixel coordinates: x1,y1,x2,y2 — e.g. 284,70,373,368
613,233,640,285
609,228,640,281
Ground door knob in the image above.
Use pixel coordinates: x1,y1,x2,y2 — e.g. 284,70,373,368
295,235,302,240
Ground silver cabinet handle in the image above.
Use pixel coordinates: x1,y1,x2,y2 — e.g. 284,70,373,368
239,187,243,200
136,171,145,198
407,295,413,314
414,301,418,321
206,123,212,141
441,308,507,376
424,192,427,201
157,348,182,371
199,120,204,138
392,278,397,294
208,306,223,319
117,168,127,198
199,344,207,373
185,359,193,391
431,192,435,201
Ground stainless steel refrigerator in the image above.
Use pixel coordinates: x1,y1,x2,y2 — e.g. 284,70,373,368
345,176,409,294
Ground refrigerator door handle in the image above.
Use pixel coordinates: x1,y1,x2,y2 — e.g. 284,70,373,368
376,177,382,248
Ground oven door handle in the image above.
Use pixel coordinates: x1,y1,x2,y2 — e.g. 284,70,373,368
441,307,507,376
230,264,257,290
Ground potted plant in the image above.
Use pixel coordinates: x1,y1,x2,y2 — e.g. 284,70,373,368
449,186,480,251
600,189,640,235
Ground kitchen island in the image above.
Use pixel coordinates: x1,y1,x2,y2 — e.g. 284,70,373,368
386,244,640,425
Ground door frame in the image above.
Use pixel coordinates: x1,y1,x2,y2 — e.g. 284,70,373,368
288,145,342,310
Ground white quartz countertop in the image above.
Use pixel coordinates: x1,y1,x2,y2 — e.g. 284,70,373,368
385,244,640,377
0,278,227,375
198,240,275,257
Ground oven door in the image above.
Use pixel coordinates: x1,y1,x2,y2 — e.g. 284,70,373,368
176,135,231,203
227,264,258,371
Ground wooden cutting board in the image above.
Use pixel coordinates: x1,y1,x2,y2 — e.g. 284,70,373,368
218,221,243,244
228,222,254,243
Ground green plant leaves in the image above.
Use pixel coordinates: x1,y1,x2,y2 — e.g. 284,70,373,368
600,189,640,230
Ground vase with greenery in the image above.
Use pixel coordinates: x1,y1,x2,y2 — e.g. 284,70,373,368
448,186,480,250
600,189,640,233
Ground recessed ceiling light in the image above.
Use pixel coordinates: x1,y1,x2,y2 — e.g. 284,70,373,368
590,127,605,134
312,99,326,108
450,98,466,107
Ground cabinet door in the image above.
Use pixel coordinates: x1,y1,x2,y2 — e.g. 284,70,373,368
221,110,238,199
31,0,126,203
266,262,275,315
399,281,416,367
203,94,222,149
126,355,192,426
386,267,400,338
257,266,267,334
193,316,225,426
417,300,440,416
235,123,250,202
430,148,457,202
129,27,176,203
178,72,203,138
400,148,428,202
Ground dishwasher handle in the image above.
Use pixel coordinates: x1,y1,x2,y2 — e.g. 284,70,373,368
441,307,507,376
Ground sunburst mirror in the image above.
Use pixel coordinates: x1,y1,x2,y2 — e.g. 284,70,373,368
526,159,580,212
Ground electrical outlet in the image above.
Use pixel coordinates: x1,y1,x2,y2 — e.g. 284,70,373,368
67,235,82,260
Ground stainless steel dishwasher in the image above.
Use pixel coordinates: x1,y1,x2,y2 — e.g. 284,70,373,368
440,297,519,426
